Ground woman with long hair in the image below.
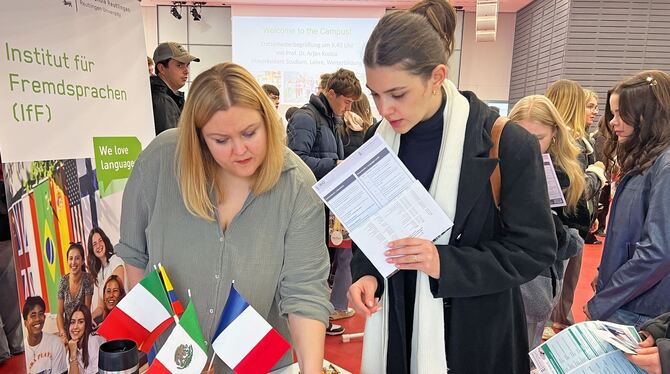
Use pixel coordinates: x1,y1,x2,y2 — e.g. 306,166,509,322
586,70,670,329
117,62,332,373
66,305,105,374
545,79,606,333
508,95,586,348
348,5,556,373
99,275,125,322
56,243,94,345
87,227,125,321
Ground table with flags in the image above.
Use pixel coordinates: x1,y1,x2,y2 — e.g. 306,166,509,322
97,265,292,374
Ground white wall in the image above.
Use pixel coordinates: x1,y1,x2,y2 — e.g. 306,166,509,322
459,12,516,102
141,6,158,57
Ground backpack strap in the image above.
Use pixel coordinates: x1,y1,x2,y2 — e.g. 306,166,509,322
299,104,322,154
489,116,509,209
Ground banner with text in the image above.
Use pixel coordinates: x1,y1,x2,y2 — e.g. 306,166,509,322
0,1,154,363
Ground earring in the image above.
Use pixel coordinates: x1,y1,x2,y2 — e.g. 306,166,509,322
432,90,438,95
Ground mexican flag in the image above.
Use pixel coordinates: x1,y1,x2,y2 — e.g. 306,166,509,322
147,300,208,373
98,269,173,352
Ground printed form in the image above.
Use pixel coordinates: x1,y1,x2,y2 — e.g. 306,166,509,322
312,134,453,278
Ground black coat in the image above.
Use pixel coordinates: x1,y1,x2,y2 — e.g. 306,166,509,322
286,94,344,180
352,91,557,374
150,75,185,136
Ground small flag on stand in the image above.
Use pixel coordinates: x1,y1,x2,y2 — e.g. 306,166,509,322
98,269,174,353
159,263,184,316
147,299,208,373
211,283,290,374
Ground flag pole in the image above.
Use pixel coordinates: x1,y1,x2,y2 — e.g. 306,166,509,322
207,353,217,372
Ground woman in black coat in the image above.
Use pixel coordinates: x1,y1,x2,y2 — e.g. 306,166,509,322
348,8,556,374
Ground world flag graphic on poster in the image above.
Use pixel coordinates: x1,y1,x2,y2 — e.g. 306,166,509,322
63,159,86,244
51,180,71,274
31,180,62,310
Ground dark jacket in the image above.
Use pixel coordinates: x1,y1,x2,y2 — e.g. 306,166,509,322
150,75,185,136
554,167,591,239
351,91,557,374
588,146,670,321
640,312,670,374
286,94,344,180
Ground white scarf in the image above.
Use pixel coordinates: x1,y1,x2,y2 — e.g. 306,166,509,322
361,80,470,374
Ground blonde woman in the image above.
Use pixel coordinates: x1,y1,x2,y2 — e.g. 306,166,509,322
545,80,606,333
509,95,586,348
117,62,332,373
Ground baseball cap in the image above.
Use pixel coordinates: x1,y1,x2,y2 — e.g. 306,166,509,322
153,42,200,64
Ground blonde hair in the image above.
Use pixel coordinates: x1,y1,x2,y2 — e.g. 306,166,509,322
584,89,598,103
545,80,587,139
509,95,585,212
351,94,373,129
176,62,285,221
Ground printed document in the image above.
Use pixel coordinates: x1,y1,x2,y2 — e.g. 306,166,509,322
312,134,453,278
542,154,567,208
529,321,644,374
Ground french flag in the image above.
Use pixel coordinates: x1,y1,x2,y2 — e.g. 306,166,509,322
212,283,290,374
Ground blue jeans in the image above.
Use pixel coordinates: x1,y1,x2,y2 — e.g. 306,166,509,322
606,308,653,330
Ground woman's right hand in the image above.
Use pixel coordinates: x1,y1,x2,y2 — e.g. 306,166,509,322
67,338,78,356
348,275,380,317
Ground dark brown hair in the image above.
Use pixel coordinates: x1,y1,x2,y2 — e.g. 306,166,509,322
67,304,93,368
87,227,114,285
409,0,458,57
606,70,670,176
325,68,362,99
364,11,447,79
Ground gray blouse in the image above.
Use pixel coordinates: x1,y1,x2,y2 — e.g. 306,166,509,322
115,129,332,372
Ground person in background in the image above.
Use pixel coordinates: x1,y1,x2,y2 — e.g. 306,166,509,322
285,106,299,123
23,296,68,374
509,95,586,348
287,68,361,336
626,312,670,374
148,56,154,76
0,170,23,364
545,79,606,336
317,73,332,95
151,41,200,135
287,68,360,180
88,227,125,322
66,305,105,374
583,89,604,245
349,7,556,373
586,70,670,330
262,84,281,110
56,243,94,345
116,62,332,373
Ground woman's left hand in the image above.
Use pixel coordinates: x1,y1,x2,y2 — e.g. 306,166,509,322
385,238,440,279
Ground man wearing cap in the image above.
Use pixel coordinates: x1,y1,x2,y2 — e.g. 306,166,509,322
151,42,199,135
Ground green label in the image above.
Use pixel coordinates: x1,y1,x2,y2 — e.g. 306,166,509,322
93,136,141,197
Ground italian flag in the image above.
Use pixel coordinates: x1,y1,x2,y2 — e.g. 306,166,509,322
98,269,173,352
147,300,208,373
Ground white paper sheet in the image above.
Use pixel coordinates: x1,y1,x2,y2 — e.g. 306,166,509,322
312,134,453,278
542,154,567,208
